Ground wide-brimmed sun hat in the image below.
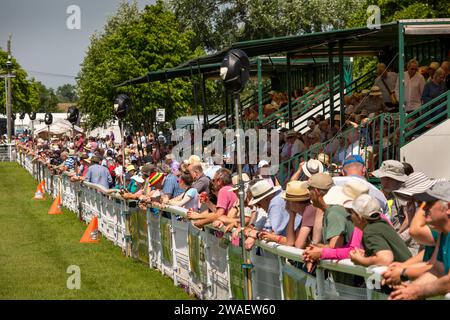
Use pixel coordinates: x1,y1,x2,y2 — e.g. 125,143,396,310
393,172,445,197
372,160,408,182
248,180,282,206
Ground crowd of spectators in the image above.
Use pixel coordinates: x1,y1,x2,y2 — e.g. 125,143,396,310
15,124,450,299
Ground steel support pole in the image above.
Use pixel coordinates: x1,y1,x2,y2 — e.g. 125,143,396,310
234,93,252,300
398,23,406,148
338,41,345,129
257,58,263,123
287,54,293,129
328,42,335,127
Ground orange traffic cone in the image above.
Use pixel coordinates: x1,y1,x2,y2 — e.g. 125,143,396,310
32,180,45,200
40,179,46,193
80,217,100,243
48,193,63,215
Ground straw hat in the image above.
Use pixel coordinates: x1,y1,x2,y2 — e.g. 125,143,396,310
248,180,282,206
281,181,310,202
361,89,370,96
369,86,382,96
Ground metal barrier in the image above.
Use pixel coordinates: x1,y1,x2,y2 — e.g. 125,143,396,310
15,157,449,300
0,143,16,162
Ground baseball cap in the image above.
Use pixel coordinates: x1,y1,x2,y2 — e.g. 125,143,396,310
343,154,365,167
414,181,450,203
348,194,381,220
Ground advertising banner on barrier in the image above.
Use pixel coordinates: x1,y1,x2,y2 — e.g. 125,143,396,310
130,209,149,265
227,244,246,300
282,262,317,300
188,224,206,285
160,216,173,265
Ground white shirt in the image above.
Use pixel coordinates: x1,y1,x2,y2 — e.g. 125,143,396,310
395,71,425,112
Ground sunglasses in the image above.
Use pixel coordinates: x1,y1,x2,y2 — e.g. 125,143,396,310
423,200,437,216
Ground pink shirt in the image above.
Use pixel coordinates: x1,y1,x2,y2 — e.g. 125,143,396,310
320,213,391,260
216,185,238,215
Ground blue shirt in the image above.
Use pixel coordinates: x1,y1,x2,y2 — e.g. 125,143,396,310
264,191,301,236
162,173,184,199
85,164,112,189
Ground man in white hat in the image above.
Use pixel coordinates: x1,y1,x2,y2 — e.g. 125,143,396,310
290,159,324,182
349,194,411,267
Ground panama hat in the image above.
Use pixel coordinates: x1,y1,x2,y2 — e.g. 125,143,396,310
393,172,444,197
248,180,282,206
302,159,324,178
229,173,251,192
372,160,408,182
323,186,354,206
281,181,310,202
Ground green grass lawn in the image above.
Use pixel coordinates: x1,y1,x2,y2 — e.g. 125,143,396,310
0,162,192,300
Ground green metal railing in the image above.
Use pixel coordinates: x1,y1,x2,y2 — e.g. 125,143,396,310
402,90,450,145
276,112,399,186
260,67,376,132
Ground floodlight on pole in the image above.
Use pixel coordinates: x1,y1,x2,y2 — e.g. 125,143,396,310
67,105,79,139
220,49,251,300
114,93,131,257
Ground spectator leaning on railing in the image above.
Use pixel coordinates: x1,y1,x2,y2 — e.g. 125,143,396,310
348,194,412,267
389,181,450,300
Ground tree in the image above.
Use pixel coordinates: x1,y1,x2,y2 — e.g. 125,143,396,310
346,0,450,79
33,81,59,113
0,48,39,114
170,0,365,52
77,0,205,130
56,84,78,102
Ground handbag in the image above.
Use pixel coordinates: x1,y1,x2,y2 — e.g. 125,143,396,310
381,77,398,105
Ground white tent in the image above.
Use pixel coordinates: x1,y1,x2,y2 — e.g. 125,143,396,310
34,119,83,137
87,125,122,141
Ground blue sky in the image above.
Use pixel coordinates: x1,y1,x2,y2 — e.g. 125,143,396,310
0,0,155,89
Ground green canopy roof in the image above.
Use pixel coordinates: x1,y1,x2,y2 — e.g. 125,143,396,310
116,19,450,87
